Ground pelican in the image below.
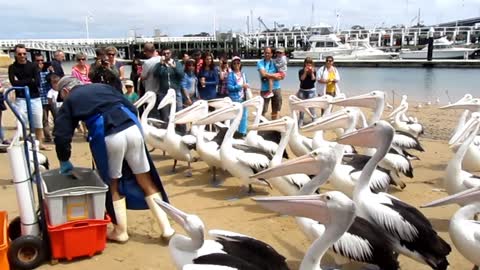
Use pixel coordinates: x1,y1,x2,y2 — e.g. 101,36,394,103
153,199,289,269
302,108,402,195
134,91,168,152
337,121,451,270
333,90,423,151
249,117,311,195
332,91,416,182
195,102,271,193
388,101,424,138
252,145,399,270
440,96,480,172
443,112,480,198
158,89,197,176
422,186,480,270
287,95,313,157
244,96,287,158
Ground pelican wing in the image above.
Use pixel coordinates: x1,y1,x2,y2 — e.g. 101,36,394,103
372,194,451,259
207,230,289,270
236,152,270,173
393,130,424,151
233,144,273,159
344,154,391,192
332,217,399,269
150,130,167,141
383,151,413,178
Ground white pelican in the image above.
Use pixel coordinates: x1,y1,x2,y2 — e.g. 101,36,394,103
244,96,287,158
153,199,289,269
134,91,168,152
422,186,480,270
249,117,311,196
252,145,399,270
443,112,480,198
388,101,424,138
158,89,197,176
332,91,416,182
337,121,451,270
194,102,271,193
440,96,480,172
287,95,313,157
302,108,402,195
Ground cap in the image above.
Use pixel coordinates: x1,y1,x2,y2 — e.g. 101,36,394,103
124,80,134,87
232,56,241,62
275,47,285,53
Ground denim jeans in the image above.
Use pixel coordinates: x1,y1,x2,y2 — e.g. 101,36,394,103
297,89,317,125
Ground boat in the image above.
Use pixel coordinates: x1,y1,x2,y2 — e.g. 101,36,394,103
399,37,476,59
291,34,353,59
336,38,394,60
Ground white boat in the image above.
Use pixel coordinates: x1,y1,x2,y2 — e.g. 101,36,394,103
335,38,394,60
291,34,353,59
399,37,476,59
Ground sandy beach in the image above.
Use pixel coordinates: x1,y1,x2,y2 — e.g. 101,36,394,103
0,80,473,269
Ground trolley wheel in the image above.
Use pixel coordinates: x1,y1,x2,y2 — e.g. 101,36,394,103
8,216,22,241
8,235,47,270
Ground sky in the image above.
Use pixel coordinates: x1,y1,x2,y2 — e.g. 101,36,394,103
0,0,479,39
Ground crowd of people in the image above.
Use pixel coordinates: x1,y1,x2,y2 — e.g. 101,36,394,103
1,42,342,151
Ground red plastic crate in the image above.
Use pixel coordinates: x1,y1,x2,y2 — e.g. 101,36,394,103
47,215,110,260
0,211,9,270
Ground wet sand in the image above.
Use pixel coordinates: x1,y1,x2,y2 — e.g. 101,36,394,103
0,88,473,270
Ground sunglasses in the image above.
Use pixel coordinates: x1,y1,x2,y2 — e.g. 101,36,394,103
232,62,240,65
107,53,115,56
326,60,334,62
36,59,44,62
78,58,86,61
17,53,27,56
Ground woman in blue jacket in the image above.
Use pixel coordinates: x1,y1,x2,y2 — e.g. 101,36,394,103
197,53,219,100
227,56,250,136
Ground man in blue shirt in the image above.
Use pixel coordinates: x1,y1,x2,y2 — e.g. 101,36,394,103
257,46,283,120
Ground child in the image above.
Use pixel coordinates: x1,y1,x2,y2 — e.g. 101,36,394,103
47,74,61,118
124,80,138,103
265,47,288,98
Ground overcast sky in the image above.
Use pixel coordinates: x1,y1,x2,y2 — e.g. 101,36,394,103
0,0,479,39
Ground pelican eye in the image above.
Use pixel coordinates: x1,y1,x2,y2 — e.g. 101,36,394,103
325,195,332,200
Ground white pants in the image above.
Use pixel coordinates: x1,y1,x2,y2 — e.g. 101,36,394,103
16,98,43,129
105,125,150,179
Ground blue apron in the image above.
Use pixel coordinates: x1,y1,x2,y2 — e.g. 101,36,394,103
85,106,169,224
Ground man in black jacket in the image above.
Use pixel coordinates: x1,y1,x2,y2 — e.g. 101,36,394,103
8,44,50,150
54,76,174,243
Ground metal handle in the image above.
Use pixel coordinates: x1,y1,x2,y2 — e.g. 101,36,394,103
68,190,88,196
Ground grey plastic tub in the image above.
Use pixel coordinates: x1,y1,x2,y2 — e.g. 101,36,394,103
41,168,108,226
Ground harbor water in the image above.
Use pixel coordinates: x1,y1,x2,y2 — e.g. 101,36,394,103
54,61,479,104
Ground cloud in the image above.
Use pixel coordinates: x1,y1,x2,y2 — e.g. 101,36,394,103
0,0,478,39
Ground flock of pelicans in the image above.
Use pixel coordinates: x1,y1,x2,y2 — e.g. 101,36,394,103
40,89,478,270
128,89,480,270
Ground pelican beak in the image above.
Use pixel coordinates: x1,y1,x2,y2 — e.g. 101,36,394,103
255,178,273,189
249,117,290,133
337,121,391,148
194,103,241,125
157,89,176,110
302,109,351,132
332,92,381,109
133,91,153,107
153,198,189,228
253,194,331,224
251,146,336,179
439,99,480,111
208,97,232,109
449,116,480,145
175,100,208,124
421,186,480,208
242,96,263,109
291,96,331,110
